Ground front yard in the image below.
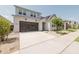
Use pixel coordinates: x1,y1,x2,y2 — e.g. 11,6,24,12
44,29,78,38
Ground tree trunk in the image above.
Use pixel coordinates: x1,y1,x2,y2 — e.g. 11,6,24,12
57,26,59,30
6,35,8,41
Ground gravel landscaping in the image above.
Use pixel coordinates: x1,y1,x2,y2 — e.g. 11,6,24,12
0,32,19,54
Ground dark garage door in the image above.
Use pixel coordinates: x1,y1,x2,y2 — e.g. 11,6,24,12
19,21,38,32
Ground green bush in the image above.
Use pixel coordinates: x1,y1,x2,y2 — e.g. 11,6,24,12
0,16,11,41
75,37,79,42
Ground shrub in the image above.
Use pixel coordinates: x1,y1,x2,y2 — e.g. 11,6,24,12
0,16,11,41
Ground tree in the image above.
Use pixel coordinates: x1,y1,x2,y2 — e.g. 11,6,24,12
0,16,11,41
51,17,63,30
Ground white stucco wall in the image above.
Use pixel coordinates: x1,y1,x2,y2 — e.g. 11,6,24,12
13,16,43,32
13,16,20,32
47,22,52,31
38,21,43,31
64,22,67,30
44,21,52,31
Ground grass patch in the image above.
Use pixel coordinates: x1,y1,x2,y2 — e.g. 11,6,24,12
56,30,69,35
67,29,77,32
56,28,78,35
75,37,79,42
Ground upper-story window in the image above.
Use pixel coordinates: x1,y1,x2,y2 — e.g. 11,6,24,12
34,15,36,17
15,6,41,18
23,13,26,15
30,14,33,17
30,13,36,18
34,13,36,17
23,10,26,15
18,9,22,15
19,12,22,14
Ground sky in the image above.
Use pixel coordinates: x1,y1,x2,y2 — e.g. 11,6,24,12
0,5,79,23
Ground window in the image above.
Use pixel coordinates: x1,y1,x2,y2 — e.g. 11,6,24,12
23,10,26,15
30,13,37,17
23,13,26,15
34,15,36,17
31,14,33,17
74,22,76,24
33,13,36,17
52,25,55,27
19,12,22,14
18,9,22,15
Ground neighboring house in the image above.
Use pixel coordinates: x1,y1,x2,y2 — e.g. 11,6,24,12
13,6,56,32
63,20,70,30
69,21,79,29
63,20,79,30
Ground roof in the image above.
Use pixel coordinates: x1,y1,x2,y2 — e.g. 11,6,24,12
14,5,41,15
40,14,57,21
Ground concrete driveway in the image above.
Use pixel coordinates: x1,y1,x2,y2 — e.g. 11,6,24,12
12,30,79,54
20,32,57,49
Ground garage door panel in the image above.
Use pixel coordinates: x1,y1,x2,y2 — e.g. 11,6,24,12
19,21,38,32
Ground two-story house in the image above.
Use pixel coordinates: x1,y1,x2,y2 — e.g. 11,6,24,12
13,6,55,32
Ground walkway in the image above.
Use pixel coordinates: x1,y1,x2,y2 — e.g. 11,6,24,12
62,41,79,54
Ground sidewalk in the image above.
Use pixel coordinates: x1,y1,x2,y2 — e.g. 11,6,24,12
62,42,79,54
12,30,79,54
